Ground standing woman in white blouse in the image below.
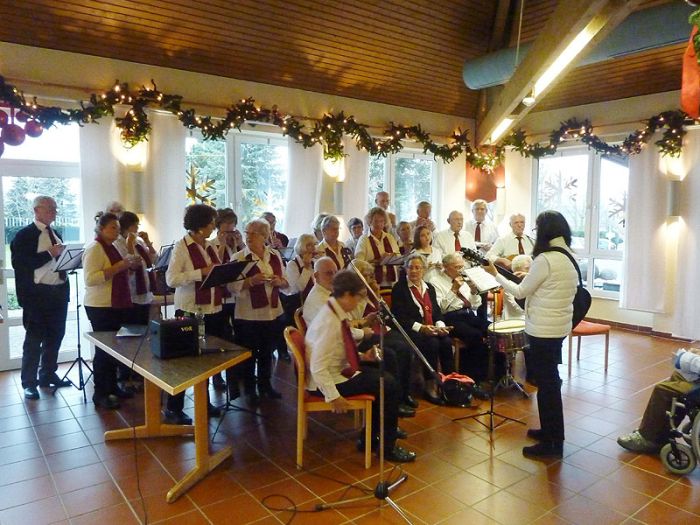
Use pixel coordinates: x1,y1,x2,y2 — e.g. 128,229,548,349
230,219,289,402
164,204,224,424
83,212,141,409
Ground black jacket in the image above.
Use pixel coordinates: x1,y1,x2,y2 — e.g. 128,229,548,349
10,223,69,307
391,278,445,332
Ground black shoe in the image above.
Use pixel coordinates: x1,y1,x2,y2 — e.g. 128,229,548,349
522,441,563,458
396,426,408,439
258,383,282,399
207,403,222,418
24,387,40,400
117,381,137,395
38,375,71,388
472,384,491,400
404,394,419,409
385,444,417,463
93,394,120,410
212,374,227,391
398,404,416,418
527,428,547,441
163,409,192,425
423,391,445,406
112,386,134,399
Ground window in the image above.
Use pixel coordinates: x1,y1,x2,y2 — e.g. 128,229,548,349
534,148,628,297
184,133,289,230
367,152,437,222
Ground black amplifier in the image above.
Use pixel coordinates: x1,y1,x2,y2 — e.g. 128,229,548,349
150,318,198,359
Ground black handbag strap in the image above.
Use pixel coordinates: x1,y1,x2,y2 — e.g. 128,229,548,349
543,247,583,286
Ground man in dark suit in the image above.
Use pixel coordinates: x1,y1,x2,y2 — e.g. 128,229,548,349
10,196,71,399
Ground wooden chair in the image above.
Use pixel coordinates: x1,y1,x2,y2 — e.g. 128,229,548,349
283,327,374,469
294,307,307,334
567,320,611,376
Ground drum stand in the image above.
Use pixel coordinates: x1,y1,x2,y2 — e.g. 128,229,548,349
453,290,524,431
494,347,529,399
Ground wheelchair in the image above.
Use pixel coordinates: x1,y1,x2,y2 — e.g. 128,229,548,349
660,385,700,475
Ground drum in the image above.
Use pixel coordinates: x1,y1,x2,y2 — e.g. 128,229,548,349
488,320,527,353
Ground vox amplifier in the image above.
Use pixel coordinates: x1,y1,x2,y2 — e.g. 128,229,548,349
150,318,198,359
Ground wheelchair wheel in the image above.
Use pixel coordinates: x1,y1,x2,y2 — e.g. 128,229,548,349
660,443,696,475
692,409,700,459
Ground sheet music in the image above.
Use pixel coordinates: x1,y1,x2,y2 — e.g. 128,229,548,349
463,266,501,293
379,253,408,266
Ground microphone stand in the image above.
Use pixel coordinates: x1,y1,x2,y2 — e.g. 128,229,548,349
316,263,412,524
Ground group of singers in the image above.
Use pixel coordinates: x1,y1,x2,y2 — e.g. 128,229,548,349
12,191,578,460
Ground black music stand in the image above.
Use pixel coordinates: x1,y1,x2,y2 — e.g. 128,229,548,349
150,244,174,318
200,260,264,440
52,245,92,402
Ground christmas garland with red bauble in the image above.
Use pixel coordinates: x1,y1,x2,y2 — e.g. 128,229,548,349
0,75,692,166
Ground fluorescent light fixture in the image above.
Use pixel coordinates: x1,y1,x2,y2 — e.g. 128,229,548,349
522,94,536,107
533,25,596,98
490,118,514,143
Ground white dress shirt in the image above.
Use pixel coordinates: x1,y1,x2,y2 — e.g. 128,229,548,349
432,228,476,256
317,239,349,269
486,231,534,262
302,283,331,327
230,246,284,321
284,255,314,295
33,220,65,286
426,270,481,314
465,219,499,248
165,235,223,315
306,297,358,402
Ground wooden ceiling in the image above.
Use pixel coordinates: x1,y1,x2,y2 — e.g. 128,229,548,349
0,0,684,118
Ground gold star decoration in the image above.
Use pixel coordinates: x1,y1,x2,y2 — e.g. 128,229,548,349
185,163,216,206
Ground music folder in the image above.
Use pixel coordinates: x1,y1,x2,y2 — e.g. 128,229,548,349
200,260,252,289
54,244,84,272
152,244,174,271
463,266,501,293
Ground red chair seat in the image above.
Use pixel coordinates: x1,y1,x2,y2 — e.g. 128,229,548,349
572,320,610,336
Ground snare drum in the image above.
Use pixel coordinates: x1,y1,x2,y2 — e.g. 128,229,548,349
488,320,527,353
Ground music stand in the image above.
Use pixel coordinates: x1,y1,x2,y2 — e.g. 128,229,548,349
52,245,92,402
200,260,264,440
150,244,174,318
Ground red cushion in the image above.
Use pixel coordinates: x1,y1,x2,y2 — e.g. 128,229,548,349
572,320,610,335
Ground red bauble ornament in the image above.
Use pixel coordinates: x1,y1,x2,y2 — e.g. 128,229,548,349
25,120,43,138
0,111,7,128
15,111,29,123
1,124,26,146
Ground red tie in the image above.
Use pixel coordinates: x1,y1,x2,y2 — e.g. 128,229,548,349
517,236,525,255
410,285,434,325
474,223,481,242
340,320,360,378
454,232,461,252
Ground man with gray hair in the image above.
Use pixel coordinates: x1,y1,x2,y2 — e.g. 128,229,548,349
10,196,71,399
433,210,476,255
303,257,338,326
486,213,534,270
466,199,499,252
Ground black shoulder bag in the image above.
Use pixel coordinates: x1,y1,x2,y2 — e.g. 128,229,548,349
544,247,591,328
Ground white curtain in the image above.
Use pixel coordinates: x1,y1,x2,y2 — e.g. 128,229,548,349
284,139,323,238
342,137,369,221
621,136,669,313
438,152,467,230
142,111,187,249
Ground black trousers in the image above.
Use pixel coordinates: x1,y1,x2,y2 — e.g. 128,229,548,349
233,317,284,392
405,330,454,378
326,365,400,449
528,335,565,442
20,284,69,388
444,309,499,382
360,330,413,400
84,306,132,399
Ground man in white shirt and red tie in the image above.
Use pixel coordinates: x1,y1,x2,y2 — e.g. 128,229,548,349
433,211,476,255
11,196,72,399
486,214,534,270
305,270,417,462
466,199,499,253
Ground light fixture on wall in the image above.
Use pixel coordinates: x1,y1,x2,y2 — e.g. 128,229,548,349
110,123,148,171
667,179,681,219
323,157,345,181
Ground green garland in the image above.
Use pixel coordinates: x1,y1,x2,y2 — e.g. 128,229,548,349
0,75,692,167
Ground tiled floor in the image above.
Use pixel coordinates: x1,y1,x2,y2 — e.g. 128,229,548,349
1,329,699,524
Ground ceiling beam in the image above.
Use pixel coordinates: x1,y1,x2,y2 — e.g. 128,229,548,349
476,0,645,145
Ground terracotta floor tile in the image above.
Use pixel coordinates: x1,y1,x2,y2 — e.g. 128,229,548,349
393,485,466,523
45,445,100,473
293,463,361,498
632,499,700,525
581,477,654,516
116,467,177,500
466,457,531,488
552,494,628,525
185,469,245,507
250,477,317,507
432,470,500,506
606,464,675,497
434,440,490,470
129,490,196,523
201,492,272,524
627,452,678,479
0,426,36,447
272,499,348,525
0,475,56,511
398,452,462,484
38,430,91,455
150,509,211,524
657,481,700,515
352,505,427,525
506,475,575,511
228,458,290,490
472,489,549,525
0,440,44,466
60,480,125,517
52,462,112,494
0,457,49,487
0,495,67,525
69,502,140,525
437,506,499,525
543,462,602,492
33,418,83,440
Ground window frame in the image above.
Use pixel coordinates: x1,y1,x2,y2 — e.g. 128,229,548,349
532,146,627,299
